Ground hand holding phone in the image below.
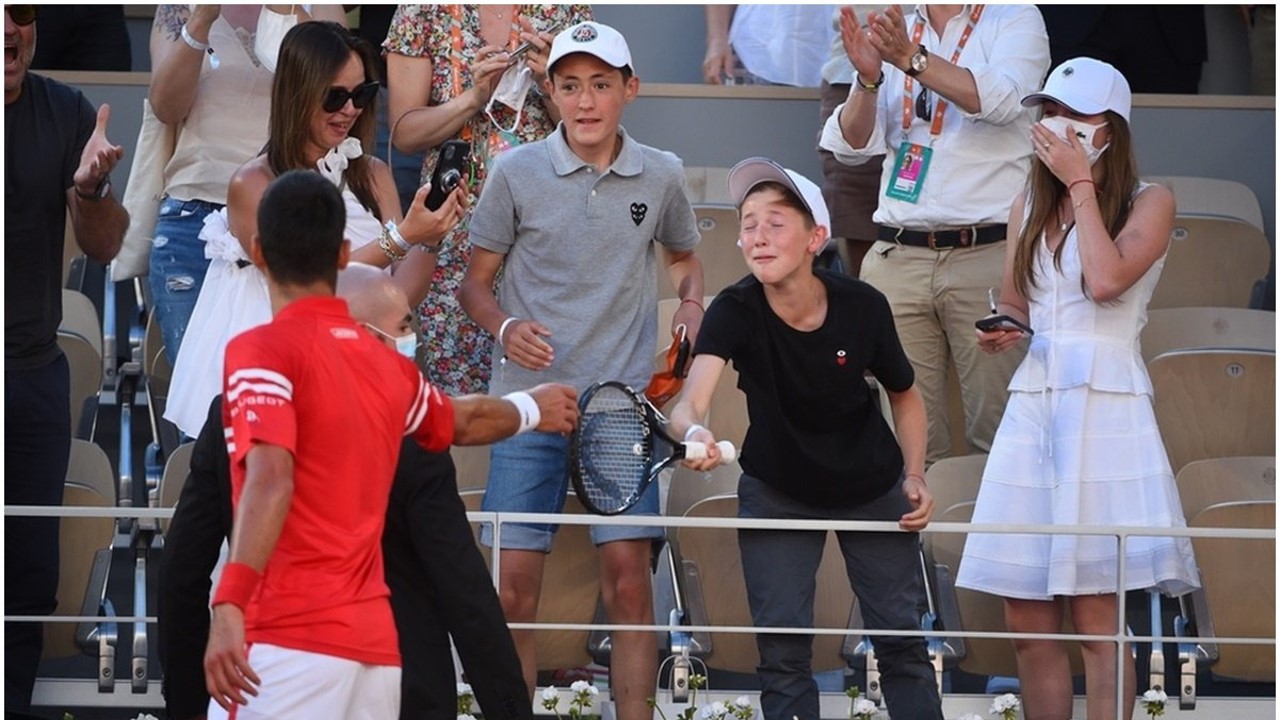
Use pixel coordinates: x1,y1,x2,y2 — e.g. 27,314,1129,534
974,314,1034,336
424,140,470,211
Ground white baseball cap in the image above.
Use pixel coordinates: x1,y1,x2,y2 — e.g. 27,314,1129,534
1021,57,1132,122
547,21,633,76
728,157,832,246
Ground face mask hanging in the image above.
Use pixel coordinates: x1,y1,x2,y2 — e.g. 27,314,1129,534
254,5,299,73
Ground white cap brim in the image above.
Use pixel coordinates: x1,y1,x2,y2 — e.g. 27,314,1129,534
728,157,832,244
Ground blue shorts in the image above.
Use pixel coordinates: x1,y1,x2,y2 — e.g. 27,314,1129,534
478,431,664,551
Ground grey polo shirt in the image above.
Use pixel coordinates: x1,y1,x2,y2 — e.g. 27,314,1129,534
469,125,700,396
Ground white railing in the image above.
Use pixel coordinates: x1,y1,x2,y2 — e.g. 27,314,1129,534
7,504,1275,718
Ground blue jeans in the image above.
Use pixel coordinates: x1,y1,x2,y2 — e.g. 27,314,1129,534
737,474,943,720
479,431,664,551
148,197,221,364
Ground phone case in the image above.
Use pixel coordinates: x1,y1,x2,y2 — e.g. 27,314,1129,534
424,140,471,211
975,314,1034,335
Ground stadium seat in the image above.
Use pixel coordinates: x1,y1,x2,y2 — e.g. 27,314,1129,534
658,205,747,300
60,288,103,357
1144,175,1265,231
683,166,732,205
1140,307,1276,363
157,441,195,536
1148,218,1271,309
57,331,102,438
1148,350,1276,474
450,444,491,492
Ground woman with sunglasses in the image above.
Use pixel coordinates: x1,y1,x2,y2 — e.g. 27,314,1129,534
164,20,464,440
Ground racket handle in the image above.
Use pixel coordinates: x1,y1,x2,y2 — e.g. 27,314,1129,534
682,440,738,464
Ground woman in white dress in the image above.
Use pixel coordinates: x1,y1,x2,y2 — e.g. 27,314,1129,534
165,20,465,437
956,58,1199,720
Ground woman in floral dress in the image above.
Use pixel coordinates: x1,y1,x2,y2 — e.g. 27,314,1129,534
385,4,592,395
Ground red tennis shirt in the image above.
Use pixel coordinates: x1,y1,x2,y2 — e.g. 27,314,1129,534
219,296,454,665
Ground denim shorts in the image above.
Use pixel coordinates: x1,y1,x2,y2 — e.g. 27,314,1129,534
148,196,222,363
478,431,664,551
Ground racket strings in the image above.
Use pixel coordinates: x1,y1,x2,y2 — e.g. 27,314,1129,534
576,391,650,513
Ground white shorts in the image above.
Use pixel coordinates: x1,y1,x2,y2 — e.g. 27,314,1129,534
207,643,400,720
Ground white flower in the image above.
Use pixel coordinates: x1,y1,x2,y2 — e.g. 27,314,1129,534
570,680,592,693
588,685,601,696
851,697,878,718
130,715,160,720
734,696,752,708
542,686,560,702
457,714,477,720
990,693,1021,714
457,683,474,697
1142,689,1168,705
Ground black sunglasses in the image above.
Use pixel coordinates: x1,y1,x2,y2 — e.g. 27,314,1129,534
916,87,932,122
7,5,37,26
322,81,379,113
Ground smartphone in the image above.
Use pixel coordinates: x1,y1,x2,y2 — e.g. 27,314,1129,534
975,314,1034,336
424,140,470,211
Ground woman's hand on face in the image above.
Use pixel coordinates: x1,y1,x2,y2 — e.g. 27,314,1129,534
1031,122,1093,187
400,183,469,247
975,327,1024,355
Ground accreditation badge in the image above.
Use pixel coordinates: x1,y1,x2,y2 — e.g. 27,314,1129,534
885,142,932,204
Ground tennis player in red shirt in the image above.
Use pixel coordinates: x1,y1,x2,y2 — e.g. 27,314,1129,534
203,170,578,719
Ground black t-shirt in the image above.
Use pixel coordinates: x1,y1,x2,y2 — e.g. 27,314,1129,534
694,269,915,507
5,72,94,369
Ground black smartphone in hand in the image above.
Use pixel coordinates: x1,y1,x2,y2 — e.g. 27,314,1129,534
424,139,470,211
975,314,1034,336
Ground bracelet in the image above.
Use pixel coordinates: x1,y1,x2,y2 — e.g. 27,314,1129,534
180,24,210,52
503,391,541,434
905,472,926,485
384,221,412,255
497,316,519,347
856,71,884,92
684,424,708,443
417,242,442,255
680,298,704,312
377,232,406,263
212,562,261,610
1067,178,1096,193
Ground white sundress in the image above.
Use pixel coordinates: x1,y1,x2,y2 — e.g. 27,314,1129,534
956,185,1201,600
164,144,385,438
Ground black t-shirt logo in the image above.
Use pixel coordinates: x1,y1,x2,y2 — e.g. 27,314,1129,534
836,349,847,366
630,202,647,226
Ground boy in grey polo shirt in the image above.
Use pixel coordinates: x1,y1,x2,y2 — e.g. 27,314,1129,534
459,20,705,720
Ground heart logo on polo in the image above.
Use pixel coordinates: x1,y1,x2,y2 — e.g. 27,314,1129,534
836,349,847,366
630,203,647,226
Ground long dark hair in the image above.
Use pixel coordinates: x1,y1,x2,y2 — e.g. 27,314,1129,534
266,21,382,221
1012,110,1138,297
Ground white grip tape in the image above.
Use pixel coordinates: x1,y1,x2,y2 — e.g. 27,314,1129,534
503,391,540,434
681,440,737,463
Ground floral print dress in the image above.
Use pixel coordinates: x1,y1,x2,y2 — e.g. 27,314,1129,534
384,4,592,395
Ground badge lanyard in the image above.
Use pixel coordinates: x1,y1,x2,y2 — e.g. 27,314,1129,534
899,4,985,142
450,5,522,185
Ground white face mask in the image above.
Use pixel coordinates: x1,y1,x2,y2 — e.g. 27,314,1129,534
254,6,299,73
485,63,536,134
365,323,419,359
1039,114,1109,165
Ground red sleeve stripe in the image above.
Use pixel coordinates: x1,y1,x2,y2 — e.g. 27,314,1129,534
404,375,430,436
227,368,294,402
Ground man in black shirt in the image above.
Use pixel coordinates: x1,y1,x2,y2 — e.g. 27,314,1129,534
670,158,941,720
4,5,128,715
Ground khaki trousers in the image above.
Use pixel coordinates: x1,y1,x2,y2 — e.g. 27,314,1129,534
861,239,1026,463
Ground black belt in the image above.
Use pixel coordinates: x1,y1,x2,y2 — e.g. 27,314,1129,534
878,224,1007,250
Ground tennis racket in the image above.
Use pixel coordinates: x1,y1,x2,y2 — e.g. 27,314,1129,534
569,381,737,516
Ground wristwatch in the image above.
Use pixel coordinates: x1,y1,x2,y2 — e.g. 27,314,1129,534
75,176,111,201
905,45,929,77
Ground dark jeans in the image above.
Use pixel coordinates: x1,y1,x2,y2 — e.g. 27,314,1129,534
737,474,943,720
5,353,72,713
157,397,531,720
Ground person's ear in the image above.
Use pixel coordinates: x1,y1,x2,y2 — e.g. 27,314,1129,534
249,234,267,269
623,75,640,103
808,226,829,255
336,239,352,270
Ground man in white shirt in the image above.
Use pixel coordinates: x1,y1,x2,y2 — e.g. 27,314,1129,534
820,4,1050,463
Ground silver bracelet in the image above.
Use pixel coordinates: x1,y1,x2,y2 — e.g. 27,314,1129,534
497,316,519,348
180,24,210,52
384,221,412,255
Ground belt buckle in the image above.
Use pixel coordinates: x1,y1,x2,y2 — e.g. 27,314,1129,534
958,228,973,248
927,231,939,250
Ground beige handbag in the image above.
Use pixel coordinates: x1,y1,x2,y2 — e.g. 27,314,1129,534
112,97,177,281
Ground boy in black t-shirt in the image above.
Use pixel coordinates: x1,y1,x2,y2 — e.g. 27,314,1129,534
669,158,942,720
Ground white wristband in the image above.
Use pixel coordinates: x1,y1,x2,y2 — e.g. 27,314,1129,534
384,221,412,254
684,424,707,442
503,392,541,435
181,24,210,52
497,316,519,348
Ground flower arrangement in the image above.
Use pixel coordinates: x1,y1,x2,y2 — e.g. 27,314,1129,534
1140,688,1168,718
846,686,878,720
542,680,601,720
990,693,1020,720
648,674,755,720
458,682,476,719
